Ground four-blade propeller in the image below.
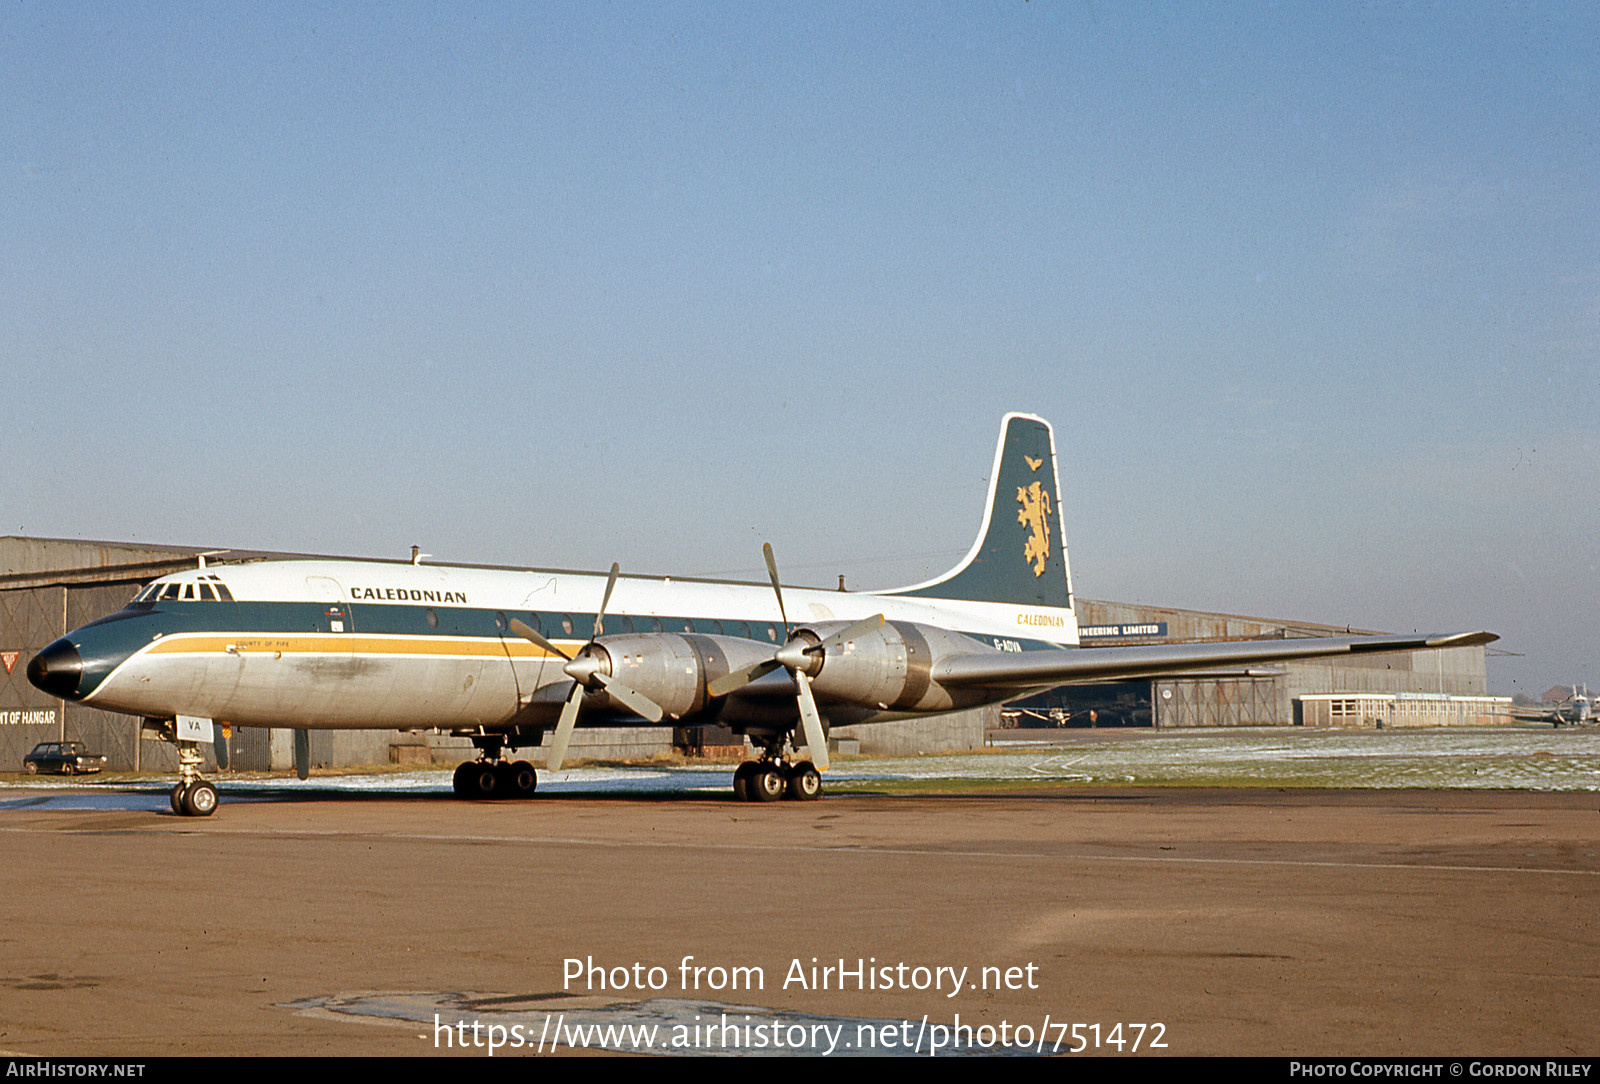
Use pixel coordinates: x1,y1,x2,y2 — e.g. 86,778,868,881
704,543,883,772
508,562,664,772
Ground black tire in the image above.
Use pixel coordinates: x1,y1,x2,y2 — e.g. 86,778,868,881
732,762,756,802
452,760,475,798
751,765,785,803
785,763,822,801
470,764,498,800
509,760,538,798
170,783,189,815
24,762,37,776
183,781,218,817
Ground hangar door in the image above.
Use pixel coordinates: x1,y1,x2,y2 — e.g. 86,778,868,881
1153,677,1283,728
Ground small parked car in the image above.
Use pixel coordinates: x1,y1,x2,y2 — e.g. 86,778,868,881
22,741,107,776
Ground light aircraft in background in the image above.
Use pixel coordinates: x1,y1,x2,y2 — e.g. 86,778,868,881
28,414,1496,815
1510,686,1593,727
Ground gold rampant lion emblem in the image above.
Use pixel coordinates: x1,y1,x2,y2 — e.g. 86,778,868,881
1016,481,1051,577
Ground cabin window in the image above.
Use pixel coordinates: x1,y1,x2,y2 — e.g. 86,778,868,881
425,608,438,629
560,615,574,635
494,611,508,632
524,613,542,634
649,617,664,632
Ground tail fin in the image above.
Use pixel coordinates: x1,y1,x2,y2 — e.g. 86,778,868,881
885,413,1074,610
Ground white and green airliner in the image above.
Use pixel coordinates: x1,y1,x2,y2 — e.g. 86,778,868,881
29,414,1494,815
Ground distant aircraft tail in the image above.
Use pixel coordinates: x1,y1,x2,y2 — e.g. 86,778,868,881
883,413,1074,611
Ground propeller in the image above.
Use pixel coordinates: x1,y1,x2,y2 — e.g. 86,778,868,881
508,562,664,771
704,543,884,772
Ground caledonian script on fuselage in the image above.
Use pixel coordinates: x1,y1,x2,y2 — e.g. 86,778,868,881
348,586,469,603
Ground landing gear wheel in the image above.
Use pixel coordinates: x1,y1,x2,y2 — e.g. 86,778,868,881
507,760,538,798
467,762,498,800
732,762,757,802
452,761,476,798
750,764,786,803
785,762,822,801
170,782,190,815
182,780,218,817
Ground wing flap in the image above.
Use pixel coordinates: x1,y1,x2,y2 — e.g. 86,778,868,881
933,631,1498,688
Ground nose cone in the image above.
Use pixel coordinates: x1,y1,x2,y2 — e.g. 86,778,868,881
27,639,84,700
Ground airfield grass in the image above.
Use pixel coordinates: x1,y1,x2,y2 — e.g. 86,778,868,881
10,726,1595,793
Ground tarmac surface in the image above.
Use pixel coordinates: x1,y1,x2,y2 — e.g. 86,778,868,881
0,782,1595,1056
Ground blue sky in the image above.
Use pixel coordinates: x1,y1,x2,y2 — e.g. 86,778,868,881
4,3,1596,696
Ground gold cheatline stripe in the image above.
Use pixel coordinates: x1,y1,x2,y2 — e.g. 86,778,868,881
144,634,577,659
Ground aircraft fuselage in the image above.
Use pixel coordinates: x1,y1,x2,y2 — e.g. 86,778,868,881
31,558,1075,734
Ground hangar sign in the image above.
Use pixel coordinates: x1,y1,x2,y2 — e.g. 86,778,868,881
1,709,56,727
1079,623,1167,640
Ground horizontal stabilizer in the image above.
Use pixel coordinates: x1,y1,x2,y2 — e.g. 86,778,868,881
934,631,1499,689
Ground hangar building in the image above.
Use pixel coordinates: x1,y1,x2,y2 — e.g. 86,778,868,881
1,538,1503,772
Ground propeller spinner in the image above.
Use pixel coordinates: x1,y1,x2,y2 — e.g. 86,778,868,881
705,543,883,772
509,562,665,771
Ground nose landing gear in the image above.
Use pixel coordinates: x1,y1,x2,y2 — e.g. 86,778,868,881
146,722,218,817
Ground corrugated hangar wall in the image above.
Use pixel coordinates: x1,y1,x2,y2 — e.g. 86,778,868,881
0,538,227,772
1,571,197,771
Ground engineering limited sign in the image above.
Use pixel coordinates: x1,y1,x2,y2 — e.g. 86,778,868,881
1078,623,1168,640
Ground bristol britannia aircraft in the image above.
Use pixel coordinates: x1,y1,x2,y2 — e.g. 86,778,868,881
28,414,1495,815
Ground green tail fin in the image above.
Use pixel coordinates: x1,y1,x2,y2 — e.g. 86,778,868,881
886,413,1073,610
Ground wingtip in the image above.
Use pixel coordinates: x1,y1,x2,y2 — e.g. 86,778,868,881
1429,630,1499,648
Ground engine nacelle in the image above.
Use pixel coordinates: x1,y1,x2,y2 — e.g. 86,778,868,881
587,633,776,719
790,620,988,714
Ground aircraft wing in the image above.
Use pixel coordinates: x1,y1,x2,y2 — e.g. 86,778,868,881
934,631,1499,688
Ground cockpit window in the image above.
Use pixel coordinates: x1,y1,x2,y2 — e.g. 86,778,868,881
136,578,232,602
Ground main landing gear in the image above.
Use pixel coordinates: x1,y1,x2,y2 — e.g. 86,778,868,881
732,758,822,802
451,733,541,800
452,758,539,800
